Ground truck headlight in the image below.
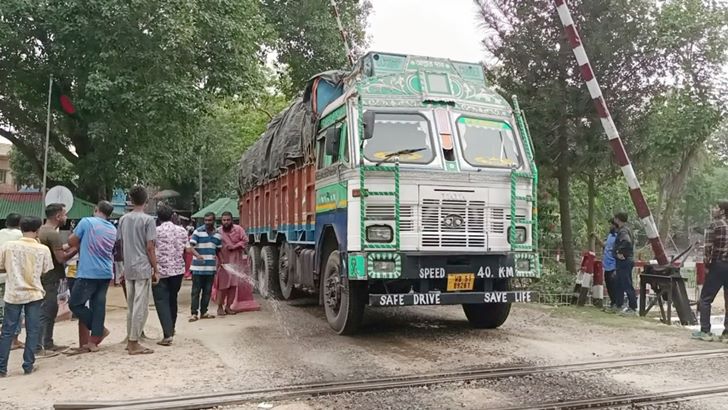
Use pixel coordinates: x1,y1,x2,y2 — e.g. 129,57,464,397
508,226,527,244
373,260,396,272
366,225,393,243
516,259,531,272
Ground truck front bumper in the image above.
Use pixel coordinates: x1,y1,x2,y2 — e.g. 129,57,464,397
369,291,537,307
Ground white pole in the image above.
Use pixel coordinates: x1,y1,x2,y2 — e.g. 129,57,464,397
41,75,53,215
198,156,203,209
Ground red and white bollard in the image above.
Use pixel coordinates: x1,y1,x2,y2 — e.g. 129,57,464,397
592,260,604,307
574,251,595,306
696,261,706,314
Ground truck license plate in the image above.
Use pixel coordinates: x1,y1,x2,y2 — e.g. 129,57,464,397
447,274,475,291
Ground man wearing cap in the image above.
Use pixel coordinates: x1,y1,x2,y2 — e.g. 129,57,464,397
693,200,728,341
613,212,637,316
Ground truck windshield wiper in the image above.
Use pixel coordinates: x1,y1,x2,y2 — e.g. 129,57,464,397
375,147,427,166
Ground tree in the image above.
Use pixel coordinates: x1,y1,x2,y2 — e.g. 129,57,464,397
0,0,267,200
9,146,75,190
174,92,289,209
476,0,666,272
262,0,371,97
641,0,728,239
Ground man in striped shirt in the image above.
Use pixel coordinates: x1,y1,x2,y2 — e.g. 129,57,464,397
188,212,222,321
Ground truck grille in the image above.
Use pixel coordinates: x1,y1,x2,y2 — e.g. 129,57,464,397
365,204,415,231
421,199,499,248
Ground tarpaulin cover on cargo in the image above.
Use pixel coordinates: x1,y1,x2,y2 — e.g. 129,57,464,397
238,71,345,193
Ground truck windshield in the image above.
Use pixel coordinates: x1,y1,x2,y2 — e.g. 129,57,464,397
456,117,521,168
363,113,435,164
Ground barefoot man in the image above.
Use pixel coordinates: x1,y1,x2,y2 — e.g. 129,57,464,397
214,212,248,316
67,201,116,353
118,186,159,355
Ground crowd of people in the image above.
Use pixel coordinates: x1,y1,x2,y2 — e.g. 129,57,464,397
0,186,250,376
593,212,636,316
596,201,728,342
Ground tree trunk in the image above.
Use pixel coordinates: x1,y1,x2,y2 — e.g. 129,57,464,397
658,146,699,241
655,181,664,229
586,173,596,252
557,136,577,273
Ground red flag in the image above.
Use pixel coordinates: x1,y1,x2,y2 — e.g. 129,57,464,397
51,81,79,118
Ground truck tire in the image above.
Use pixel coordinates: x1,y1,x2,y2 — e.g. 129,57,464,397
462,279,511,329
278,242,296,300
260,245,282,299
323,250,365,335
248,246,262,294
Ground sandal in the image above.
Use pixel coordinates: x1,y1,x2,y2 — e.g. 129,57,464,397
200,313,215,319
217,308,227,317
157,338,173,347
63,347,92,356
128,347,154,355
188,315,199,322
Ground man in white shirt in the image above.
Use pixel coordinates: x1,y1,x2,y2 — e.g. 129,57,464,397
0,213,24,350
0,216,54,376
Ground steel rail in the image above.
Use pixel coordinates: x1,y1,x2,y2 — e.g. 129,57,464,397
495,384,728,410
54,349,728,410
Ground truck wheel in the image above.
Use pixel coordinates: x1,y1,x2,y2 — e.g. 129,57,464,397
260,245,282,299
323,250,365,335
462,280,511,329
248,246,262,294
278,242,296,300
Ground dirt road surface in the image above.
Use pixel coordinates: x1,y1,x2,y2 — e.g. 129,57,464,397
0,282,726,410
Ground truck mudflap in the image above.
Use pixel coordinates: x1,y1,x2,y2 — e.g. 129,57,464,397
369,291,537,307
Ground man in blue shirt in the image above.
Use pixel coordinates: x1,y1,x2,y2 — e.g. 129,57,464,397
188,212,222,321
593,220,618,311
68,201,117,353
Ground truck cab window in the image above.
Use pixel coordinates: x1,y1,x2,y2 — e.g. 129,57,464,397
340,123,349,164
317,123,345,169
456,117,521,168
363,112,434,164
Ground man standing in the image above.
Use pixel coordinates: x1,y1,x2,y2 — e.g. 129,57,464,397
118,186,158,355
0,213,24,350
153,204,188,346
188,212,221,321
67,201,116,352
613,212,637,316
0,217,53,376
693,201,728,341
215,212,248,316
37,203,75,356
593,220,619,312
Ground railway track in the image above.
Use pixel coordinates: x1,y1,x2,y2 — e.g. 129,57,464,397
497,384,728,409
55,348,728,410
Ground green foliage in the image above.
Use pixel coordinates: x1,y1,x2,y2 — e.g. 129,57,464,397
477,0,665,271
193,94,288,203
0,0,268,199
262,0,371,97
9,146,75,189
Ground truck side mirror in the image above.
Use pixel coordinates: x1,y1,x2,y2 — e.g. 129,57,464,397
362,111,375,140
325,127,339,156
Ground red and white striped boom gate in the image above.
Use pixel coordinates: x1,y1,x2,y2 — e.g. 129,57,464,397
553,0,697,324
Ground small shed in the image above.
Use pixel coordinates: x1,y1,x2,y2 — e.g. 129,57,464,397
0,193,122,221
192,198,239,219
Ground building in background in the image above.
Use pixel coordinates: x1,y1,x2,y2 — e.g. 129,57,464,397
0,144,17,193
